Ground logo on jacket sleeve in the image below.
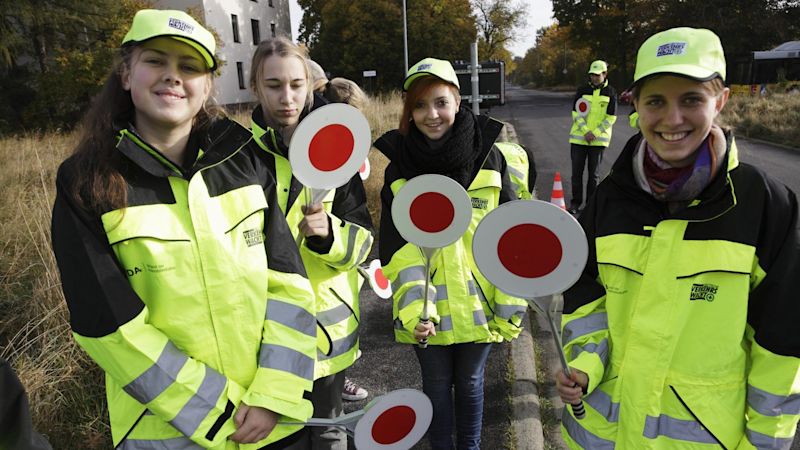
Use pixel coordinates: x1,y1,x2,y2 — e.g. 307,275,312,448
243,229,264,247
471,197,488,210
690,283,718,302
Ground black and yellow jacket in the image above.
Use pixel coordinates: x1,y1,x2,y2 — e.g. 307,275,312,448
249,104,373,379
569,80,617,147
375,116,528,344
52,118,317,449
561,131,800,449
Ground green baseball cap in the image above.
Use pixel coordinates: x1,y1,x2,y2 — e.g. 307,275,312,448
122,9,217,71
403,58,460,91
588,60,608,74
633,27,725,86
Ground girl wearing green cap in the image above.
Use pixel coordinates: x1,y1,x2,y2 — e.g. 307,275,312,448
374,57,528,450
556,27,800,448
51,9,317,449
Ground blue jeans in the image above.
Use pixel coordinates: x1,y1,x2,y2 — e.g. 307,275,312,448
413,343,493,450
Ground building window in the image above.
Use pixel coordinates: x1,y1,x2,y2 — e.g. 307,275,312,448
237,62,245,90
268,0,273,6
231,14,240,43
270,22,276,38
251,19,260,45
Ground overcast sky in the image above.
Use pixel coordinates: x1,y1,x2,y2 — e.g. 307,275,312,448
287,0,555,59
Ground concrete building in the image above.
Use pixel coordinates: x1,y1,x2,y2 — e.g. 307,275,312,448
156,0,293,106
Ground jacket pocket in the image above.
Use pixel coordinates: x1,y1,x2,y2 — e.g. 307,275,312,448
668,383,745,450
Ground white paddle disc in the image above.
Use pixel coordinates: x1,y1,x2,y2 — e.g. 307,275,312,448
472,199,588,298
391,174,471,249
289,103,371,190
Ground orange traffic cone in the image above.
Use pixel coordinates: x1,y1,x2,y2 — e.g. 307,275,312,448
550,172,566,210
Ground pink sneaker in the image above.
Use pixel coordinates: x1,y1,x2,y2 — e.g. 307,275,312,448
342,377,368,401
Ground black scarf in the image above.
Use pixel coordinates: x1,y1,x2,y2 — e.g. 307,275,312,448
395,107,482,189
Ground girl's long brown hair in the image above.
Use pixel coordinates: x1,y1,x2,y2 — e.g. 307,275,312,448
68,46,221,216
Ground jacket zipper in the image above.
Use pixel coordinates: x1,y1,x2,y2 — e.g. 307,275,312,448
669,385,727,449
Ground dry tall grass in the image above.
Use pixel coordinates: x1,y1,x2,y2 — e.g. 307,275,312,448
720,93,800,147
0,92,402,449
0,132,110,448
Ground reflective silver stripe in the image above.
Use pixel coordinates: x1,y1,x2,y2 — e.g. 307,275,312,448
258,344,314,380
473,310,487,326
393,318,404,330
392,265,426,292
354,233,373,268
335,226,358,266
169,366,226,437
438,315,453,331
747,385,800,417
571,338,609,366
267,299,316,337
318,329,357,360
583,387,619,422
643,414,717,444
746,428,794,450
467,279,477,296
494,304,526,320
118,436,201,449
124,341,188,404
472,278,488,304
562,407,615,449
397,285,425,310
316,303,351,326
506,165,524,181
593,136,610,143
570,134,590,141
434,284,448,301
562,312,608,343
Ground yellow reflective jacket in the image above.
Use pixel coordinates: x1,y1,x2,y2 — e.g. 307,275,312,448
375,117,528,345
52,119,317,449
250,106,373,379
561,132,800,449
495,141,534,200
569,80,617,147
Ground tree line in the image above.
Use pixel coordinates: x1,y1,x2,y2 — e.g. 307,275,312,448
514,0,800,91
6,0,794,133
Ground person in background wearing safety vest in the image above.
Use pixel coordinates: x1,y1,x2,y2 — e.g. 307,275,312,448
568,60,617,215
556,27,800,449
51,10,317,449
246,37,374,450
374,57,528,450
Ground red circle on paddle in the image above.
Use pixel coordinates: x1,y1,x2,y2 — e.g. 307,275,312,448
410,192,454,233
579,103,588,113
371,405,416,445
309,124,354,171
497,224,562,278
375,268,390,290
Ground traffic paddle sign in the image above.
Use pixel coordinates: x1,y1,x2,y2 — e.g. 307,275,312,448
575,98,591,117
280,389,432,449
390,174,471,250
289,103,371,190
472,199,588,298
359,157,371,181
364,259,392,299
353,389,432,449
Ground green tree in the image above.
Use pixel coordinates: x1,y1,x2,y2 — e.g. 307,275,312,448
306,0,476,92
473,0,528,63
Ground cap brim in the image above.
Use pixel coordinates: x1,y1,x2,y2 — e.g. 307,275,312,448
588,70,604,75
172,36,217,71
123,35,217,71
632,65,720,89
403,72,432,91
